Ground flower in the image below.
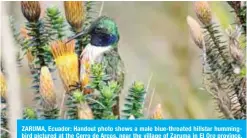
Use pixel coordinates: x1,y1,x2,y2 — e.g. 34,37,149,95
80,59,94,94
187,16,204,49
81,59,91,87
51,40,79,92
0,71,7,99
81,73,94,94
40,66,56,107
78,103,94,119
193,1,212,25
81,73,89,88
150,104,164,119
64,1,85,32
80,58,95,94
21,1,41,22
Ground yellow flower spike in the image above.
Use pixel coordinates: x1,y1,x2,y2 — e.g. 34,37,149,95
64,1,85,32
81,59,90,86
40,66,56,107
0,71,7,99
151,104,164,119
193,1,212,26
82,59,91,73
78,103,94,119
187,16,204,49
51,40,79,92
21,1,41,22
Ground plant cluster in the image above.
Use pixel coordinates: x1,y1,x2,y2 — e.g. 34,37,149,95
187,1,246,119
0,2,163,138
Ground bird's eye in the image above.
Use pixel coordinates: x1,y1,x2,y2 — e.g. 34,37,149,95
95,27,101,32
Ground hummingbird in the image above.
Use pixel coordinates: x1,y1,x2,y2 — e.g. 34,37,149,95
67,16,125,116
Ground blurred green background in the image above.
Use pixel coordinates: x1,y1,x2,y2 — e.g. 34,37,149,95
2,1,236,119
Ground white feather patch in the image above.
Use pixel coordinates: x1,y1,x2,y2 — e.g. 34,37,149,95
80,43,111,64
80,43,111,81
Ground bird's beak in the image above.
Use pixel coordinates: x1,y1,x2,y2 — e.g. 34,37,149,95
66,29,89,44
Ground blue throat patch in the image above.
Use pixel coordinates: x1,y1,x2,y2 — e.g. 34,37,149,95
90,33,118,47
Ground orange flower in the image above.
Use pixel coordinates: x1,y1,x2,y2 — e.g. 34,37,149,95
82,59,91,73
51,40,79,92
0,71,7,99
64,1,85,32
81,73,94,94
21,1,41,22
81,73,89,87
40,66,56,107
194,1,212,25
80,59,94,94
150,104,164,119
80,59,90,86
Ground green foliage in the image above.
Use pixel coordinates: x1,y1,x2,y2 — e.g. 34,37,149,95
89,63,110,90
66,90,86,119
90,81,120,119
238,5,246,32
26,21,51,66
41,107,59,119
1,100,8,138
122,81,146,119
188,2,246,119
9,17,28,67
72,1,97,56
75,35,90,57
44,6,67,41
5,2,155,125
85,1,97,25
30,67,41,101
204,24,244,119
86,63,119,119
240,67,246,77
227,2,246,32
9,17,21,43
23,107,38,119
25,20,54,104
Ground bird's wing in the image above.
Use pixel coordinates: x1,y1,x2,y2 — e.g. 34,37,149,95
101,48,125,117
101,48,125,89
